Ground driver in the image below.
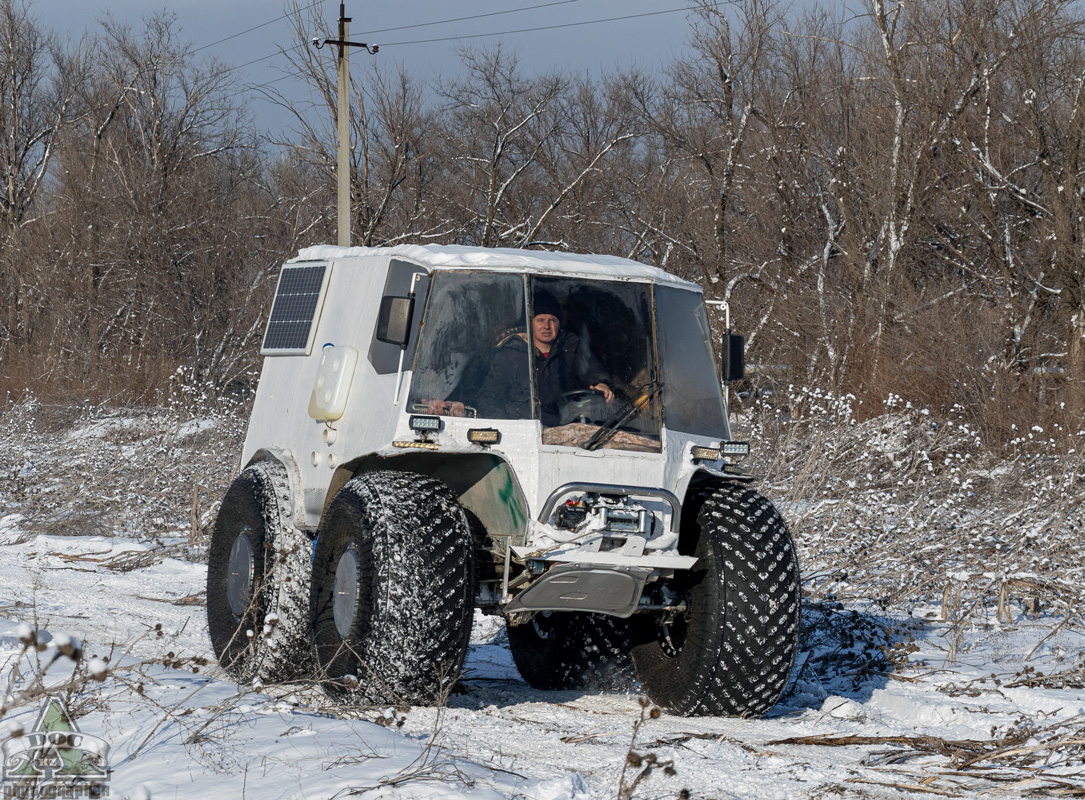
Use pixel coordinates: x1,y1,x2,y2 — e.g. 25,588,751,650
479,290,614,425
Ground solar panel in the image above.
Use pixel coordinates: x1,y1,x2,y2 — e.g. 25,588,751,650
261,262,331,355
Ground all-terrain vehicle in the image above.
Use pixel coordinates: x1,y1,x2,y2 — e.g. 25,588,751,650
205,244,800,717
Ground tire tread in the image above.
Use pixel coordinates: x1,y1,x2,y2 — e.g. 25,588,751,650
310,470,474,705
206,460,312,683
632,483,799,717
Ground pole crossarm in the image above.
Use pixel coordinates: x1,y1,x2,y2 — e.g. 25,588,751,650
314,38,378,54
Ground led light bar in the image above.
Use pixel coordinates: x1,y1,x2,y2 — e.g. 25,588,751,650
720,441,750,457
408,415,442,432
467,428,501,445
690,446,720,461
393,440,439,450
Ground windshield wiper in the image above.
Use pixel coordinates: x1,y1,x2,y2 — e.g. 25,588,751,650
580,381,664,452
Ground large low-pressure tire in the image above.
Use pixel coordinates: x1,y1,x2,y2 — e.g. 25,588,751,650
310,470,475,705
631,483,800,717
507,611,636,691
206,460,313,684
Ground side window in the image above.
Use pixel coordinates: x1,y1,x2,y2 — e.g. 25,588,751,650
408,272,529,419
656,286,728,437
368,259,429,375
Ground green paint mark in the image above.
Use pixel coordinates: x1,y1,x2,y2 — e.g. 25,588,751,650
495,465,528,530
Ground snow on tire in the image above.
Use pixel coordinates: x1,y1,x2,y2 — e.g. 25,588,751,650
310,470,474,705
631,482,800,717
206,459,313,684
507,611,636,691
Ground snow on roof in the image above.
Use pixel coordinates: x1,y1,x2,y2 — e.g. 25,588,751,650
293,244,700,290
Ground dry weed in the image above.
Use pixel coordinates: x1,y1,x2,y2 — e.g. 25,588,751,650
0,397,246,561
739,387,1085,641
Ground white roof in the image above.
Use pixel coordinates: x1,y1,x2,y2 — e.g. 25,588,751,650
293,244,699,290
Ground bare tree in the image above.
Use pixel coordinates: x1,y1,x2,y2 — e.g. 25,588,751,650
436,45,566,247
0,0,73,369
0,0,69,230
630,0,782,286
1003,1,1085,419
511,75,638,249
14,9,283,397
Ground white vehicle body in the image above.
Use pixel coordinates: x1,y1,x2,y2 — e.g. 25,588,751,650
210,244,800,718
243,244,745,616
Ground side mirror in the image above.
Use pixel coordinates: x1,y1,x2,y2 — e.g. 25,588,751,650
721,332,745,383
376,295,415,346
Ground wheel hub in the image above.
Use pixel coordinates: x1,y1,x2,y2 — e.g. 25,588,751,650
531,611,556,640
333,548,360,639
658,623,682,657
656,591,691,658
226,531,255,617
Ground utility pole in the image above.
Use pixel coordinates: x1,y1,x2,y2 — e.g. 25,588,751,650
314,4,378,248
336,7,349,247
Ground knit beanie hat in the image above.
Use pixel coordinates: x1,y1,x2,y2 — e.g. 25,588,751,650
532,290,562,320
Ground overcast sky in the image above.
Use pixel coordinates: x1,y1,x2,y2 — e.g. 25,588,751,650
44,1,704,133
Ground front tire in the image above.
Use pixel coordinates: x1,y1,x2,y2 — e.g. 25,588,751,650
206,460,312,683
631,483,800,717
310,471,475,705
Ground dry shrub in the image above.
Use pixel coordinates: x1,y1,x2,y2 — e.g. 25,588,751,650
0,394,247,554
739,385,1085,621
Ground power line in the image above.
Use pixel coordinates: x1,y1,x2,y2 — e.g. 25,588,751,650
378,6,694,48
193,0,329,53
78,0,694,118
195,0,583,60
242,4,697,91
362,0,582,36
232,50,284,73
201,1,584,81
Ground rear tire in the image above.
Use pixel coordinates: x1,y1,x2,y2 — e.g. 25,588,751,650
310,470,474,705
206,460,312,683
508,612,635,691
631,483,800,717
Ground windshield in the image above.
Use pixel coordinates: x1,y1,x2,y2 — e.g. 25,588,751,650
408,271,527,419
530,276,660,451
408,270,723,450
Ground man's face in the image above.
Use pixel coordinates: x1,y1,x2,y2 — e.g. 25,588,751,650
532,313,560,349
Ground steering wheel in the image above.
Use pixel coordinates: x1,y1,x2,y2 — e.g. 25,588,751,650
561,389,606,403
557,389,612,426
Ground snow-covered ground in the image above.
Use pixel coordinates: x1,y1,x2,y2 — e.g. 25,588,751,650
3,399,1085,798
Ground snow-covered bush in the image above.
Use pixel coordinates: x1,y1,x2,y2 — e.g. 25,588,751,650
738,387,1085,628
0,394,246,553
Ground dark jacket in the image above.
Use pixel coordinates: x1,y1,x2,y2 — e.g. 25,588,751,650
478,329,608,426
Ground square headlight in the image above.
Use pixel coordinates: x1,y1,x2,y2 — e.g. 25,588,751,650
691,445,721,461
467,428,501,445
409,415,442,432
